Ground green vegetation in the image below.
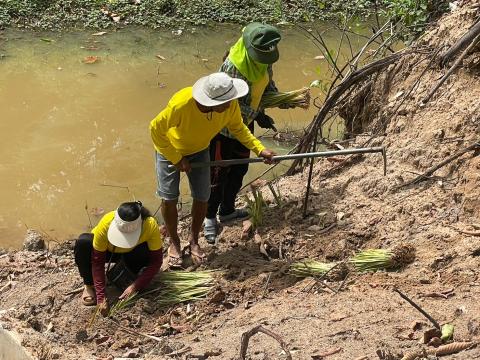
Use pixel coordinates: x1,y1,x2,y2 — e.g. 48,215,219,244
0,0,449,33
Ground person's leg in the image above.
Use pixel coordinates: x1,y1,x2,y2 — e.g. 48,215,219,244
205,135,234,243
74,233,95,285
123,242,149,274
219,127,252,220
206,136,224,220
187,149,211,260
74,233,97,305
155,152,182,262
161,199,181,259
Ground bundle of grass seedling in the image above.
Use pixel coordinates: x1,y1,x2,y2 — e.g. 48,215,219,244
260,87,311,109
290,260,348,281
351,244,415,273
290,260,335,277
150,270,215,308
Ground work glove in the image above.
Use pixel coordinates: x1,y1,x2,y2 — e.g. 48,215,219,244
255,112,277,132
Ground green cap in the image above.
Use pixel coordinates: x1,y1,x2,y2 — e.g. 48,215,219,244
242,22,281,64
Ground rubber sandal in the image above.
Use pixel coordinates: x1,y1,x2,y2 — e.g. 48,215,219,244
204,218,218,245
82,286,96,306
183,245,207,265
167,254,184,269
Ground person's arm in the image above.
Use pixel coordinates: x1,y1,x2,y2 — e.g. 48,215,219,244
149,106,183,165
226,101,266,155
90,213,112,304
92,249,107,303
133,249,163,290
130,219,164,293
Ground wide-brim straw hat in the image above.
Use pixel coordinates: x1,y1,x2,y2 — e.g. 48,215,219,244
192,72,249,107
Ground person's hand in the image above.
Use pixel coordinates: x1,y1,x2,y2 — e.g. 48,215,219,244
119,284,137,300
259,149,276,164
98,300,110,317
278,103,296,109
255,112,277,132
175,157,191,172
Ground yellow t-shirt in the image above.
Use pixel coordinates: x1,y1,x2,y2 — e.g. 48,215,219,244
150,87,265,164
91,211,163,253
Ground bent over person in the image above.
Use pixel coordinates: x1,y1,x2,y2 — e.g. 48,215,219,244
150,72,275,268
74,201,163,316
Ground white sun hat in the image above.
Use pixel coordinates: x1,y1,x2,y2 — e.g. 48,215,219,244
192,72,249,107
107,210,142,249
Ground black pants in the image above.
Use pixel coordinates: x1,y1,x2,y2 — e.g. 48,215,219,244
74,233,149,285
206,122,253,219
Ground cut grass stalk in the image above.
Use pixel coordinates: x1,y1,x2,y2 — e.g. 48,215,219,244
260,88,311,109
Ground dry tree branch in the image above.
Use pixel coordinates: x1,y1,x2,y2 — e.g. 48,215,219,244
439,19,480,67
396,141,480,189
423,32,480,104
239,325,292,360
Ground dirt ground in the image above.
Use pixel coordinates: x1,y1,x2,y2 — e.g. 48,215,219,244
1,3,480,360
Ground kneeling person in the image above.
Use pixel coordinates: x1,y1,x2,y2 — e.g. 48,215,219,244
74,201,163,316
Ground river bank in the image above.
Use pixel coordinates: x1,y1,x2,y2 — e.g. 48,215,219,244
1,2,480,359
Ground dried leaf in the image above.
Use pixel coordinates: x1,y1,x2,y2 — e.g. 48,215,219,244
83,56,100,64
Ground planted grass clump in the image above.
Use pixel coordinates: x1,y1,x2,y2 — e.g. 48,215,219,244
351,244,416,273
244,187,266,229
260,87,311,110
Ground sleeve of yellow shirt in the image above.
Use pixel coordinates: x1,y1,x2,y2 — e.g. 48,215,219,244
226,101,266,155
92,212,114,252
149,105,183,165
144,218,163,251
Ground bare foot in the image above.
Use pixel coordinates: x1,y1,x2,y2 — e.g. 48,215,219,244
189,242,207,264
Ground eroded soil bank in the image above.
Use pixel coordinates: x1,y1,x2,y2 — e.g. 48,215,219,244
1,3,480,360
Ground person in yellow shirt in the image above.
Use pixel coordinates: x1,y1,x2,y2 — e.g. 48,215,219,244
150,72,275,267
74,201,163,315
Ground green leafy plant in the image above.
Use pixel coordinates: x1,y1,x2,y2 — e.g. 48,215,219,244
244,187,266,229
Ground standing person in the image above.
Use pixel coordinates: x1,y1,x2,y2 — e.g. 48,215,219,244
74,201,163,316
204,23,287,244
150,72,275,268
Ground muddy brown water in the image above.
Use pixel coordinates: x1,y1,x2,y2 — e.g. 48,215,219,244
0,25,365,248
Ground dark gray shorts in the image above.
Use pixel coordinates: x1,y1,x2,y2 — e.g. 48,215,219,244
155,149,210,202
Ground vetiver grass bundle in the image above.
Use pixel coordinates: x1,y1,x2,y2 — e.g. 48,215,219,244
150,270,215,308
290,260,335,277
290,260,348,280
260,87,311,109
351,244,415,273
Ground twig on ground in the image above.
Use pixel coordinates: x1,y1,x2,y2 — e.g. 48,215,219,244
336,272,350,293
63,287,84,296
396,141,480,189
109,318,164,343
394,288,440,329
239,325,292,360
